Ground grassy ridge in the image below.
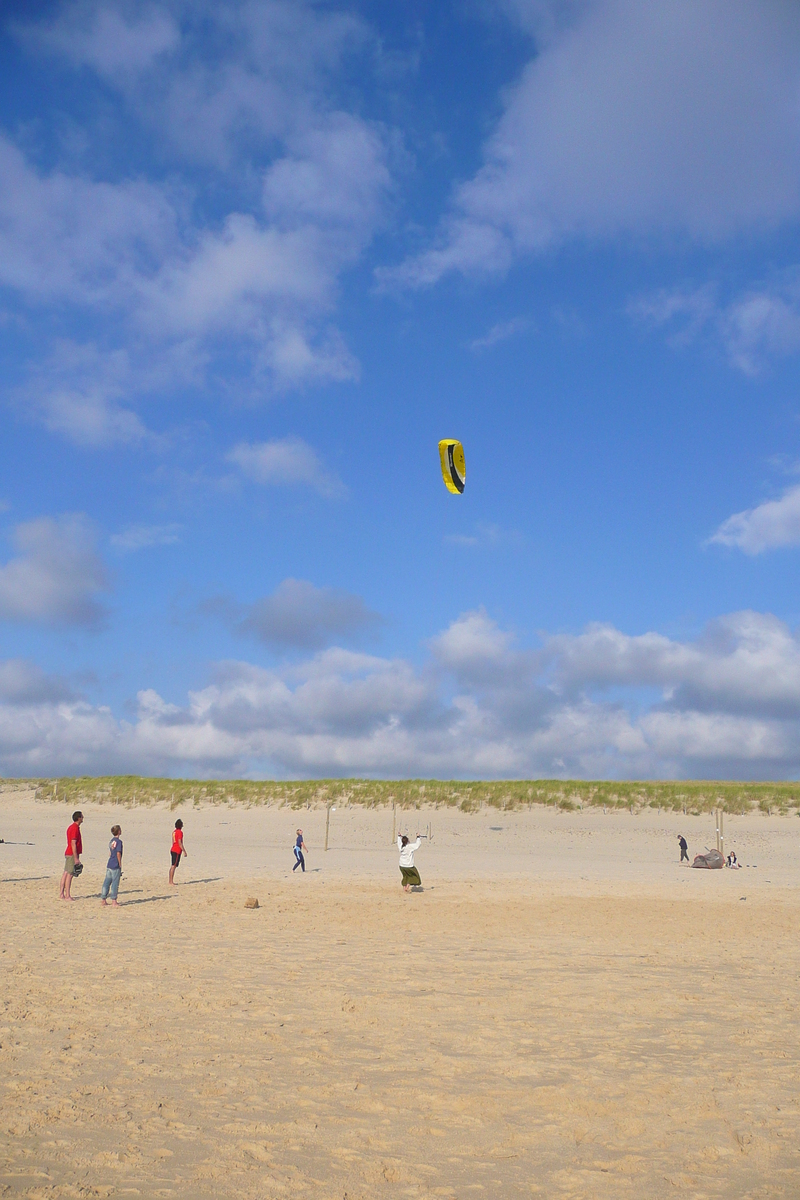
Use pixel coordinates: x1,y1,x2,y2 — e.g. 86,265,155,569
3,776,800,815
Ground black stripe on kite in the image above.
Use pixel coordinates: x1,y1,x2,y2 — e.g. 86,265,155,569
447,442,464,493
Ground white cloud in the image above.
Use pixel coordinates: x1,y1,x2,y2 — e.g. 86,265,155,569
263,115,391,233
0,514,108,628
0,135,175,306
141,115,388,384
629,286,717,345
545,610,800,717
19,4,180,77
235,578,381,649
5,608,800,775
709,484,800,555
110,523,182,551
0,659,72,705
39,388,151,447
140,3,369,169
18,342,155,448
469,317,531,351
721,289,800,375
445,522,521,548
226,438,344,497
4,2,392,418
390,0,800,285
631,277,800,374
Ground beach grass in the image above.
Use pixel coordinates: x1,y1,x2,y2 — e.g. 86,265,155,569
3,775,800,815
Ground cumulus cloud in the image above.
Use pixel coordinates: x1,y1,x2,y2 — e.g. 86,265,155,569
18,4,180,77
0,515,109,627
110,523,182,551
389,0,800,286
0,135,175,307
0,659,72,705
16,341,157,448
235,579,381,650
6,608,800,776
632,276,800,374
226,437,344,496
5,1,391,423
140,2,369,169
709,484,800,554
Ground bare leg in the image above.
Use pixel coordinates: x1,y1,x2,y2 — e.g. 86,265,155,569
169,865,176,885
59,871,68,899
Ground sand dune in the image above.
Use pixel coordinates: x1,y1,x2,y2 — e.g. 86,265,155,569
1,792,798,1197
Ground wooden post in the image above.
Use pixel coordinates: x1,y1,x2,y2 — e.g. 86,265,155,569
392,800,396,845
325,803,331,851
719,809,724,857
715,808,720,853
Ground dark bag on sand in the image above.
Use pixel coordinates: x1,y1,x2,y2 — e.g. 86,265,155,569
691,849,724,869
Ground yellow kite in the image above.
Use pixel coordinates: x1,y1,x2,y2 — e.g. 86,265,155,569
438,439,465,494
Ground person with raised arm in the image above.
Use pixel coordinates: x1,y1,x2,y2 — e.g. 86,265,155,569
397,833,423,892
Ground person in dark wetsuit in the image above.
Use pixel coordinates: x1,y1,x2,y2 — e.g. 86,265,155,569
678,835,689,863
293,829,307,873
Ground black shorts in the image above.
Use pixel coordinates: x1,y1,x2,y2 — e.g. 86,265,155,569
171,851,182,867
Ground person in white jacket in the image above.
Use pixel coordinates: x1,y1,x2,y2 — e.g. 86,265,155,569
397,834,423,891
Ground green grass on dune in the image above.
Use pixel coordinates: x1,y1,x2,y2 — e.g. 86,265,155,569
3,776,800,815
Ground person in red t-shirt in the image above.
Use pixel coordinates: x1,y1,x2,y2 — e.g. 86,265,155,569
60,810,84,901
169,819,187,885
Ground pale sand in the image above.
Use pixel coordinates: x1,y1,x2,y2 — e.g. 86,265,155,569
1,792,799,1198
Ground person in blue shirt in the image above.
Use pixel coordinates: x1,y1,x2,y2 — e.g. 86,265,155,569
101,825,123,906
293,829,308,873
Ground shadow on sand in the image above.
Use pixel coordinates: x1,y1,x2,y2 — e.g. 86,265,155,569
2,875,53,883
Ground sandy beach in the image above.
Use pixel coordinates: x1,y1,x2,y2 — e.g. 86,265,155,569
1,791,799,1198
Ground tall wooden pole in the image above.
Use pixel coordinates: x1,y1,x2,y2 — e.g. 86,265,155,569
392,800,396,845
325,803,331,851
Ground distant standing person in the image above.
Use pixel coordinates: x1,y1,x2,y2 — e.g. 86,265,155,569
293,828,307,873
169,819,187,884
101,825,123,906
60,811,84,901
397,833,423,892
678,834,689,864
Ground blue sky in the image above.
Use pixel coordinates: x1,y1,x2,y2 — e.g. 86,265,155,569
3,0,800,779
